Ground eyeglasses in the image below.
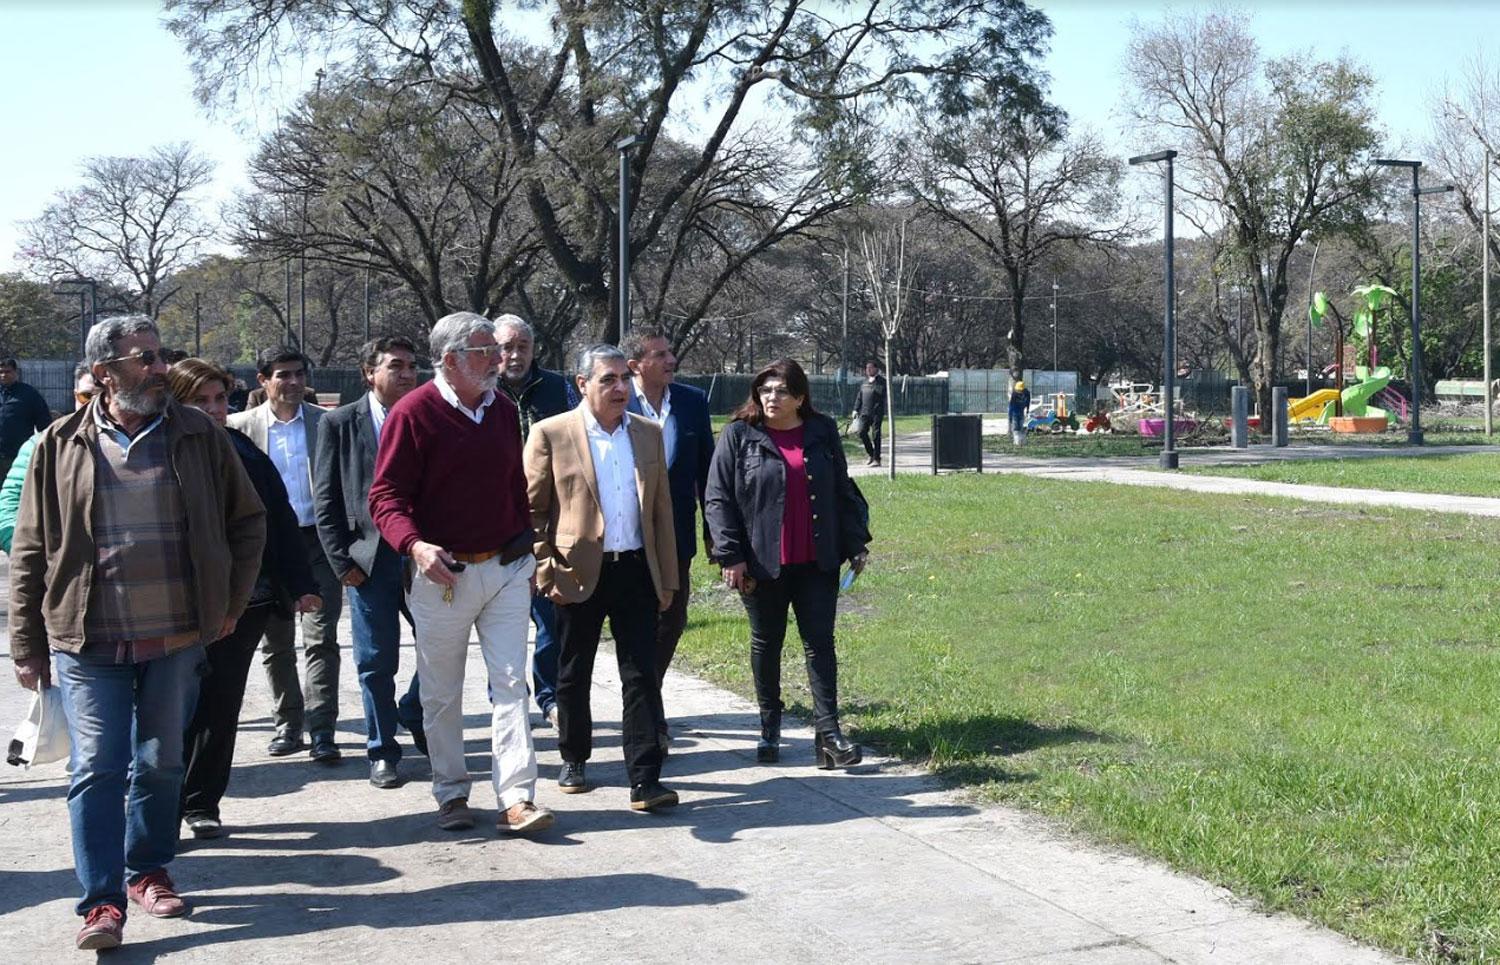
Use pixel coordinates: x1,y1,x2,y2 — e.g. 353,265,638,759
756,385,796,399
100,349,162,368
456,346,503,359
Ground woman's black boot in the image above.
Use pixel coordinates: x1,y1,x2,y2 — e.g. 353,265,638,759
756,710,781,763
815,726,862,769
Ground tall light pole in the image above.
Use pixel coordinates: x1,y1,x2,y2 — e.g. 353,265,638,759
616,134,642,341
1130,149,1180,469
1051,278,1060,385
1305,241,1321,399
1375,158,1455,445
1485,147,1493,436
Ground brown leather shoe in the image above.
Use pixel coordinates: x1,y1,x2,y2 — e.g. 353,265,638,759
501,801,556,834
127,869,188,918
76,903,124,950
437,796,475,831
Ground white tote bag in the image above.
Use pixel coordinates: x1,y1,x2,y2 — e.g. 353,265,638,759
7,686,70,769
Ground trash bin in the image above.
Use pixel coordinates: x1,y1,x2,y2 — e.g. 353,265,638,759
931,414,983,474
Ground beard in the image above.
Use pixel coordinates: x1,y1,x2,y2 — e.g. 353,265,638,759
476,373,499,394
112,377,169,417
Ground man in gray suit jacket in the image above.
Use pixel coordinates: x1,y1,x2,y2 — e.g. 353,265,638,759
314,336,425,788
228,347,344,763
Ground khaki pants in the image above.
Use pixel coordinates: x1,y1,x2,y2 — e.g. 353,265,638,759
407,554,537,809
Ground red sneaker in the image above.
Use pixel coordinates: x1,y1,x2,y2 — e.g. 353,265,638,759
76,903,124,950
126,869,188,918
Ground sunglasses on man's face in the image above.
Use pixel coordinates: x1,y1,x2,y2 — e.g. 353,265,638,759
101,349,162,368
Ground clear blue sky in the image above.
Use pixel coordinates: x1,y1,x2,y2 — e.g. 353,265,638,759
2,1,1497,272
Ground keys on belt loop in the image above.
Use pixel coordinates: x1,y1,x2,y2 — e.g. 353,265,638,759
443,585,454,604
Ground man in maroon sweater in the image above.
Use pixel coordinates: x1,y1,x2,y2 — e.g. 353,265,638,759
369,311,555,835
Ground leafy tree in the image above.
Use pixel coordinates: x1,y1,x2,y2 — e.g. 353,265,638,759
0,273,78,359
166,0,1059,342
1125,9,1380,416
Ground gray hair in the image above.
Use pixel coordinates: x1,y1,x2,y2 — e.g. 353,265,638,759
573,343,627,381
492,313,534,342
429,311,494,362
84,315,159,367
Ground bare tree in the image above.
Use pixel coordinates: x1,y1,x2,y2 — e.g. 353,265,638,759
17,143,215,317
1125,9,1380,416
861,220,916,478
910,114,1132,374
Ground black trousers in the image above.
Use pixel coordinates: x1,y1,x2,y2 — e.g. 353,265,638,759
858,413,883,460
555,552,665,786
742,562,841,733
651,555,694,732
181,602,274,821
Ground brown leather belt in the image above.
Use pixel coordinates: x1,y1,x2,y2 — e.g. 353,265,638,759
451,549,501,564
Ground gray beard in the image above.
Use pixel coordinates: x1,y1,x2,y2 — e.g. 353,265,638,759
112,383,168,417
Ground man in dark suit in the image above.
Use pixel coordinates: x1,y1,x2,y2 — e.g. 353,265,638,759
495,313,577,727
623,328,713,752
313,336,424,788
228,347,342,762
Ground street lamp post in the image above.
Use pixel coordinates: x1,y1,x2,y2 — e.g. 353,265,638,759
617,134,643,341
1485,147,1493,436
52,276,97,355
1129,149,1180,470
1375,158,1455,445
1051,278,1059,387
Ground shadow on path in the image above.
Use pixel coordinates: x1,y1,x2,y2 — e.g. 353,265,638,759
110,873,743,960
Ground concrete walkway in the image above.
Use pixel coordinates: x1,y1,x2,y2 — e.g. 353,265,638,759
0,588,1402,963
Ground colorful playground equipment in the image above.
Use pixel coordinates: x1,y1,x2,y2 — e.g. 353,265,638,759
1025,391,1079,432
1287,284,1404,433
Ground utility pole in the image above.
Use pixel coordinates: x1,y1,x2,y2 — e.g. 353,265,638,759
194,292,202,356
1051,278,1060,387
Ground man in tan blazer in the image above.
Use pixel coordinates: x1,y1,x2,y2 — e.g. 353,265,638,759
524,344,680,812
227,346,343,763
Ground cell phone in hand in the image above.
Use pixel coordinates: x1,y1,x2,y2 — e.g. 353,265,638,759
444,560,467,573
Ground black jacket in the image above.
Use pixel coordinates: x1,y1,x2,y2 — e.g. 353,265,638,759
229,427,317,617
0,381,52,461
500,364,577,440
856,376,886,419
626,381,714,563
705,413,871,581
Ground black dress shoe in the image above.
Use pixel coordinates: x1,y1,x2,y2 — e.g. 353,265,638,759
629,781,679,812
756,710,781,764
370,759,401,788
310,734,342,763
267,733,305,757
557,761,587,794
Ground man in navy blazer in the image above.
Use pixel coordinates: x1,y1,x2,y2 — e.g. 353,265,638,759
313,336,425,788
624,328,713,751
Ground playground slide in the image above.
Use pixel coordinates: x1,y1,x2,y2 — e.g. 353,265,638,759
1288,388,1341,422
1336,366,1393,423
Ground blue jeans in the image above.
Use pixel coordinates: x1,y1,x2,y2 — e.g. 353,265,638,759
531,593,560,715
55,644,206,915
349,547,421,761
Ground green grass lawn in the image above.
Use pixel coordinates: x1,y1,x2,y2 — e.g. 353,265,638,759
676,474,1500,961
1191,452,1500,498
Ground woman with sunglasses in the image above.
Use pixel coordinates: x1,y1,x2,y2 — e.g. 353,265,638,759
705,358,871,768
167,359,321,839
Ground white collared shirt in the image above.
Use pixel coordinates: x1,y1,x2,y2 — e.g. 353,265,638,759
267,405,315,526
582,408,643,552
434,370,496,425
632,379,675,465
367,392,389,444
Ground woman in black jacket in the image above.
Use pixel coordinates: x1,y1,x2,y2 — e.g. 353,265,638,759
705,358,871,768
168,359,321,839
